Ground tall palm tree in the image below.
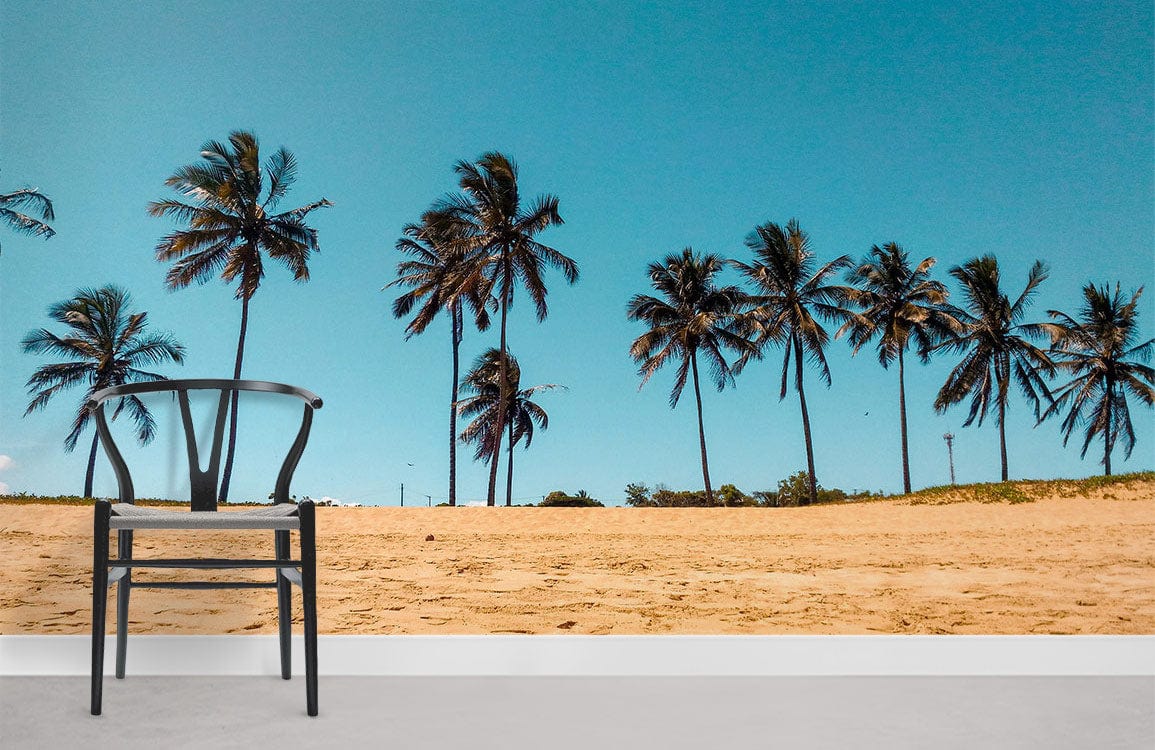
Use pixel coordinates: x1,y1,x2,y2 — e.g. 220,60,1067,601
149,130,331,503
388,210,493,506
730,220,853,506
933,256,1054,481
628,248,752,505
21,285,185,497
1,186,55,251
437,152,577,505
458,349,559,506
1038,283,1154,475
840,243,958,493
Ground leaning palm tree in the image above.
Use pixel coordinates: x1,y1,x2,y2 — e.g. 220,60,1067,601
1,185,55,251
628,248,752,505
458,349,560,506
1038,283,1154,475
149,130,331,503
933,256,1054,481
840,243,959,493
436,152,577,505
21,285,185,497
387,209,493,506
730,220,853,506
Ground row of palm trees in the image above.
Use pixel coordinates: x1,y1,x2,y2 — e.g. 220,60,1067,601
13,132,1153,506
629,221,1154,505
17,137,575,506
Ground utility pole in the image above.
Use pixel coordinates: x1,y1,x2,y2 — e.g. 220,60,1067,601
943,433,956,485
426,494,432,507
400,482,404,507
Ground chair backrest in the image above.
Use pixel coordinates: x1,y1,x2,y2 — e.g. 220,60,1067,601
87,379,323,510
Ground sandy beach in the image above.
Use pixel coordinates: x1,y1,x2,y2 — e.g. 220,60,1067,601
2,478,1153,635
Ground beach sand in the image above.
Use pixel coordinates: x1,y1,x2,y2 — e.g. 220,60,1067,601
3,479,1153,635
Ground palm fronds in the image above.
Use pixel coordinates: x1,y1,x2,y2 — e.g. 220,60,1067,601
0,187,56,249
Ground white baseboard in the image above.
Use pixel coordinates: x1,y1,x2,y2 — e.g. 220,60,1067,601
2,635,1152,676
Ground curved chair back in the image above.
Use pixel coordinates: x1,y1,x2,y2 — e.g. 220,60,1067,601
87,379,324,510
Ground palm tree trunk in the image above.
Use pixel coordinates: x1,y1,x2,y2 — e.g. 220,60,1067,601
487,263,511,507
84,430,99,498
449,303,462,506
793,335,818,505
218,294,249,504
997,391,1009,482
506,419,514,506
1103,378,1113,476
690,350,714,505
898,348,911,494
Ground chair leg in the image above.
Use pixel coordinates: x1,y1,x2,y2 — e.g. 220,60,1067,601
299,501,318,716
115,529,132,679
275,529,292,680
91,501,111,716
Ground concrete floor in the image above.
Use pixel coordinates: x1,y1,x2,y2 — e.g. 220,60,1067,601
1,676,1151,749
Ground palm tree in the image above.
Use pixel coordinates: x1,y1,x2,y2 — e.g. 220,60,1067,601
1,186,55,251
1038,283,1154,475
628,248,752,505
388,209,493,506
437,152,577,505
840,243,959,493
458,349,560,506
730,220,853,506
149,130,331,503
21,285,185,497
933,256,1054,481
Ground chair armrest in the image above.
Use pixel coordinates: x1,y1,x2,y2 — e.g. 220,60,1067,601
87,380,323,411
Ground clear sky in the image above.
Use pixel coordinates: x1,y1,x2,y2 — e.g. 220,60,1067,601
2,1,1152,505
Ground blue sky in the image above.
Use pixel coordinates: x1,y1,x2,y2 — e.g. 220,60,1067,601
2,1,1152,505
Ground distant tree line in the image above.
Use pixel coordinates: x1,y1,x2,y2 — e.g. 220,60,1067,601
623,476,881,508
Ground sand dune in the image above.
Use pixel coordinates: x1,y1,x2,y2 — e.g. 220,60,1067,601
2,480,1153,635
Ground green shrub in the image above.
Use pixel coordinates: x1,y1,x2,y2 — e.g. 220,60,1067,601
541,490,604,507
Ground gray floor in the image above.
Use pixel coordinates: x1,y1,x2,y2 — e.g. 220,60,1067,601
1,676,1151,749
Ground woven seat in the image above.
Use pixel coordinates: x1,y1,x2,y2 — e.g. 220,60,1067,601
109,502,301,530
88,379,322,717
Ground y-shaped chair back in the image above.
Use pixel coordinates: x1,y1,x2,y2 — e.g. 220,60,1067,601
90,378,322,509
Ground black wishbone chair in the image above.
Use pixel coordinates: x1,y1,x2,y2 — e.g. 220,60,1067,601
87,379,323,716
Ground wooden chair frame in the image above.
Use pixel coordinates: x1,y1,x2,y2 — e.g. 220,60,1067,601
87,379,323,716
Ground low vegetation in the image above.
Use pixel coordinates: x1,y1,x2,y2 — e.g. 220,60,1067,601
905,471,1155,505
624,473,881,507
0,492,266,506
540,490,603,507
2,472,1150,507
